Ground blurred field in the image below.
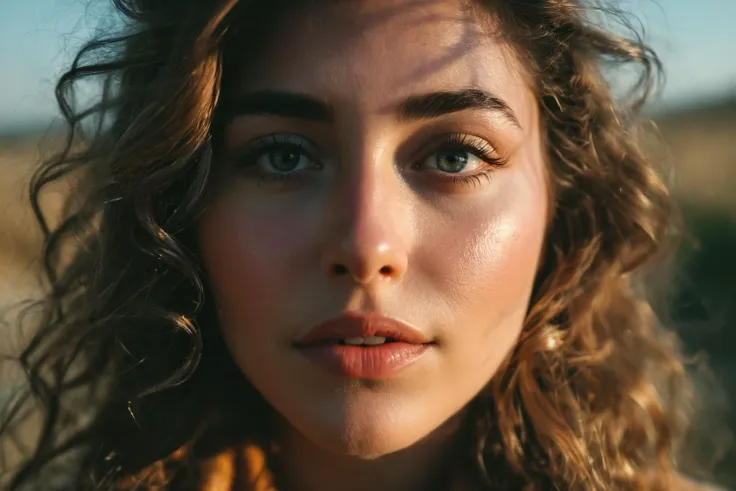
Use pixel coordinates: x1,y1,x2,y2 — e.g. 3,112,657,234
0,98,734,485
0,133,69,324
651,99,736,212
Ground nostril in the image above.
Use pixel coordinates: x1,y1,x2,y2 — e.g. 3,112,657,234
327,264,397,280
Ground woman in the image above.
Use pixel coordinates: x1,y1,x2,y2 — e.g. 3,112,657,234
0,0,722,489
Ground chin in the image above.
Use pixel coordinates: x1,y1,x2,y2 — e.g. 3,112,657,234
276,403,418,457
286,401,456,461
312,426,423,460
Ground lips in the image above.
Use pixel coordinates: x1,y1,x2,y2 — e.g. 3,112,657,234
298,312,430,346
295,312,432,379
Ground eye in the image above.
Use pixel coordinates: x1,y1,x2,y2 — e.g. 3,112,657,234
424,148,485,175
235,134,322,180
256,145,314,173
415,133,506,175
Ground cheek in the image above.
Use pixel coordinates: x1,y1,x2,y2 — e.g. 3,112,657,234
197,191,316,334
418,168,548,373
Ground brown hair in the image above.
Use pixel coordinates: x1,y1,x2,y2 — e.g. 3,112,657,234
0,1,704,489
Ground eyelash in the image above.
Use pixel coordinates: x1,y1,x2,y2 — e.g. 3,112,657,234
416,133,507,187
234,132,507,186
236,134,321,182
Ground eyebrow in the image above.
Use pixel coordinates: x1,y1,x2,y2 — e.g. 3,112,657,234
398,89,521,128
227,90,334,122
226,88,520,127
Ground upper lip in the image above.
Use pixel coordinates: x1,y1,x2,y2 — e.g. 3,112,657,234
297,312,430,346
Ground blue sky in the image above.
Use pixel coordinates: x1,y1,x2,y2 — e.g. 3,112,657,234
1,0,734,130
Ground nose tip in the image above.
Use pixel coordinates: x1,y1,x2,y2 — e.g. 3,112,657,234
324,241,407,285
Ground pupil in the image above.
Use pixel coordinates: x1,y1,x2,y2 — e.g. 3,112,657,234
270,149,300,171
437,150,468,173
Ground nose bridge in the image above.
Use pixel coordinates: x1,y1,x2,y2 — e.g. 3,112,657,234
322,145,409,284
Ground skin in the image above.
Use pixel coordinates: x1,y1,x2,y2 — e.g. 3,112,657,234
198,1,548,489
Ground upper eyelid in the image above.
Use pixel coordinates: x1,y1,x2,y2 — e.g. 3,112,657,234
244,134,316,149
408,133,499,160
232,134,321,161
231,131,503,163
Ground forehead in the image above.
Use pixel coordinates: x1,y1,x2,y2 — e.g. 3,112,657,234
230,0,534,123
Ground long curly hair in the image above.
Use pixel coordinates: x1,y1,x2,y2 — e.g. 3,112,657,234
0,0,703,489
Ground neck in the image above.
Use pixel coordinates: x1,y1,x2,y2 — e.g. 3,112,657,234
272,417,467,491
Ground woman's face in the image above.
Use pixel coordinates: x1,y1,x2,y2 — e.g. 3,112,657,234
199,0,548,458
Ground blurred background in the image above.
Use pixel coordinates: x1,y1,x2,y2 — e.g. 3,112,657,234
0,0,734,487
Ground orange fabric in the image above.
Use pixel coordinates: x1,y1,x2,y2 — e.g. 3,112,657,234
199,444,276,491
194,444,725,491
199,448,236,491
241,444,277,491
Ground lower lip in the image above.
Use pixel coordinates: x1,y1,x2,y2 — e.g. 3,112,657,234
297,342,429,379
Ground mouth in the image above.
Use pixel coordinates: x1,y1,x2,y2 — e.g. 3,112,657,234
295,312,433,379
296,311,431,346
317,336,405,346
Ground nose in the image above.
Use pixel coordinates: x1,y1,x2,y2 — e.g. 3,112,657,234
321,166,410,286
